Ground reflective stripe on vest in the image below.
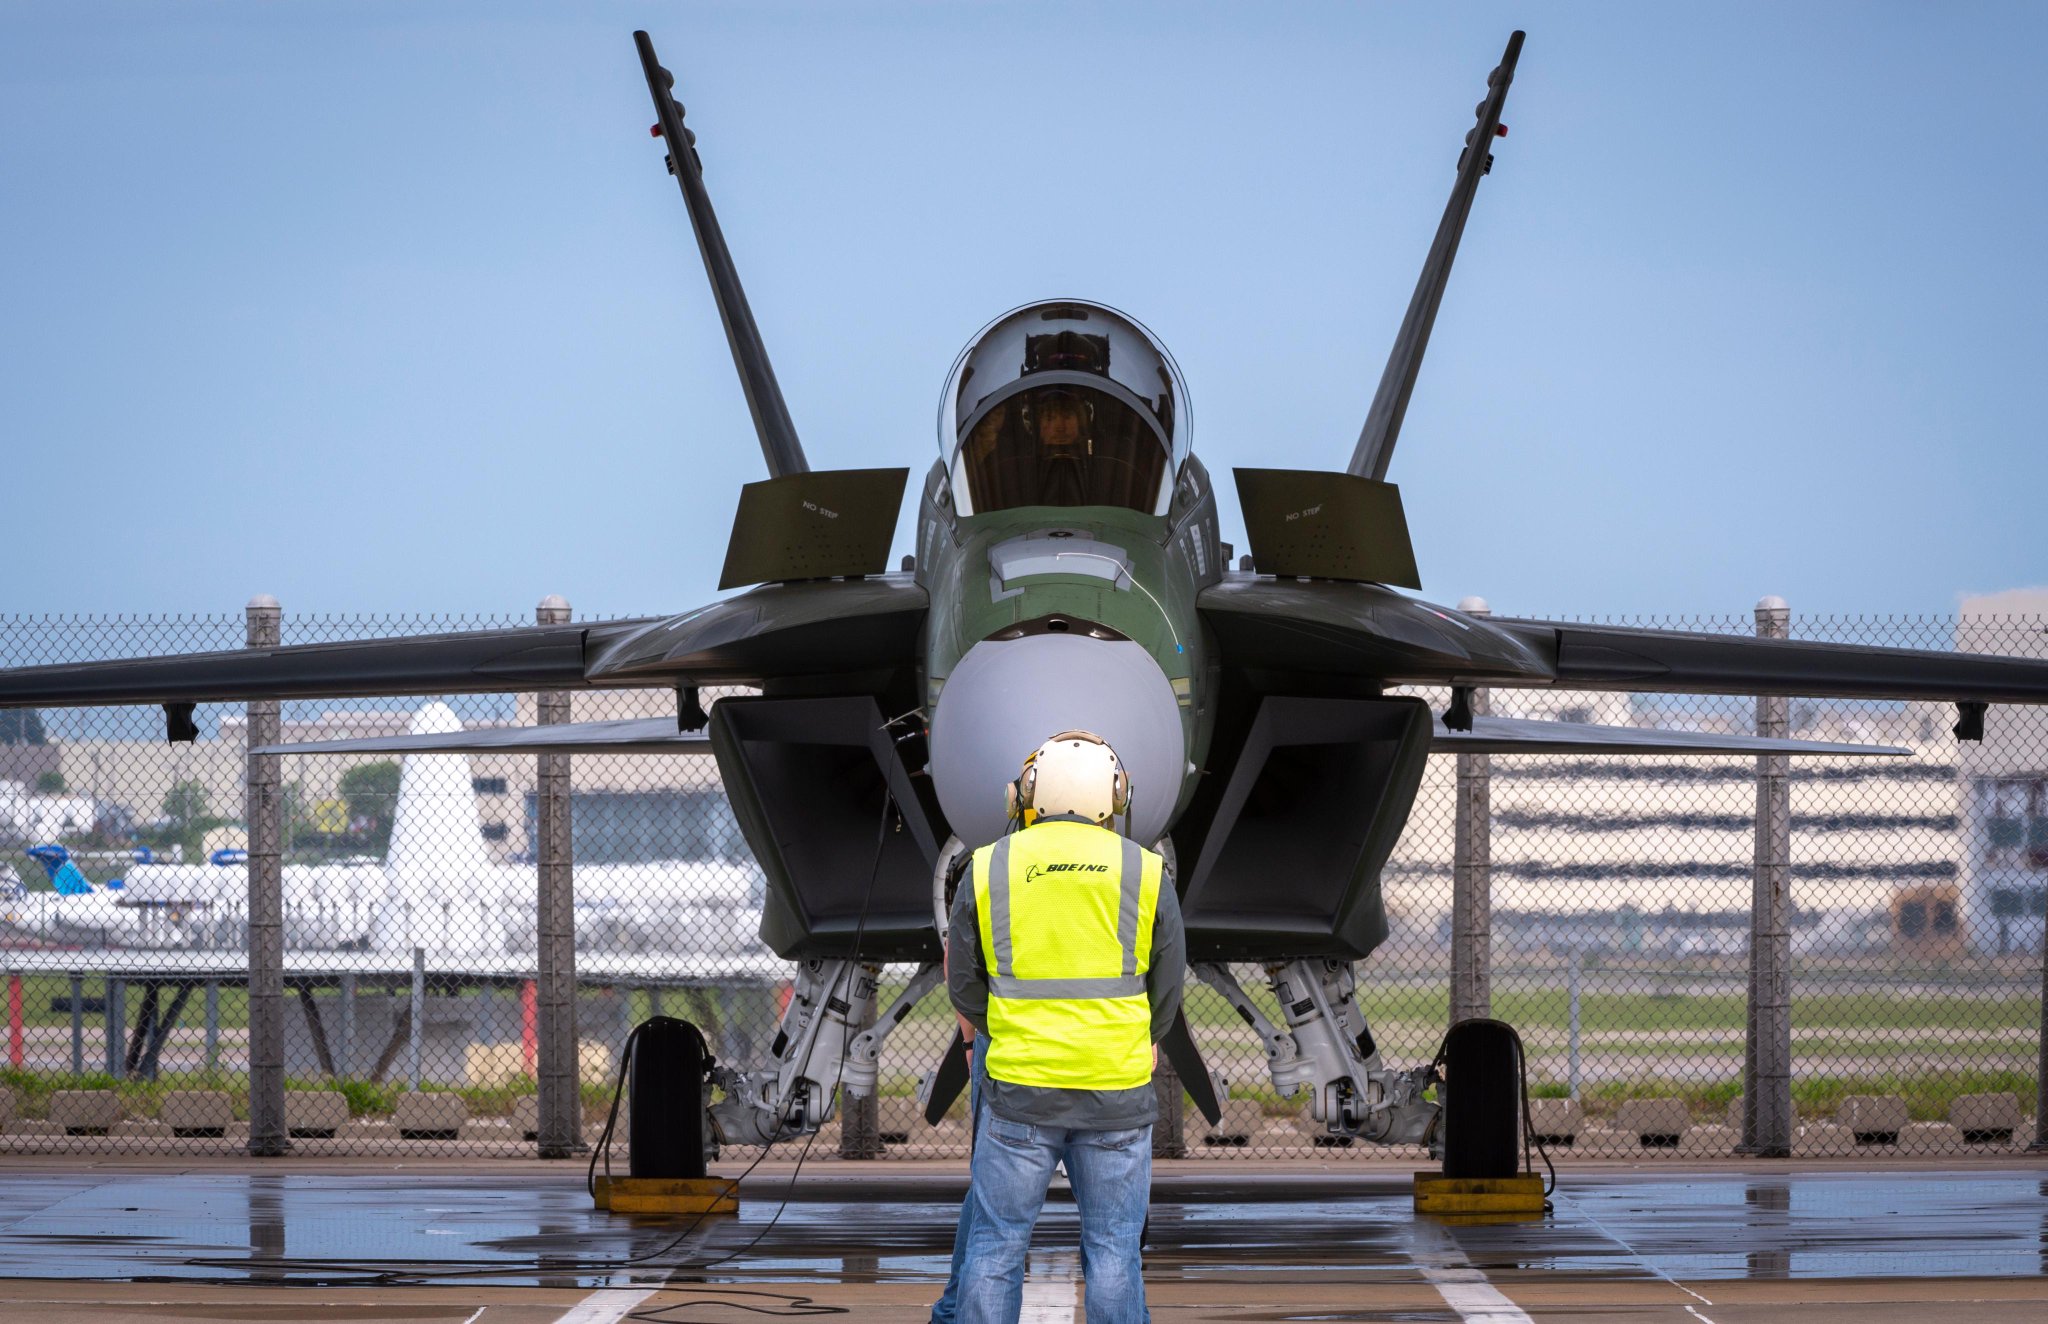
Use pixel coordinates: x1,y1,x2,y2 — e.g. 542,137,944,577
973,821,1161,1092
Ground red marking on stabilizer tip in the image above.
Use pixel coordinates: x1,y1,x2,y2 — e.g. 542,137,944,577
650,124,662,137
1495,124,1509,137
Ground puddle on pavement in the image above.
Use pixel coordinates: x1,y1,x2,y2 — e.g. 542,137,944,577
0,1170,2038,1287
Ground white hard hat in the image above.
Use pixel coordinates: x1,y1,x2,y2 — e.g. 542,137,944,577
1006,729,1131,827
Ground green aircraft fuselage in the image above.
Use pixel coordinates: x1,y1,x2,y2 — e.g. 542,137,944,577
913,451,1224,831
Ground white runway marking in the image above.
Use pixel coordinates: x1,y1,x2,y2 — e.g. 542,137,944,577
1410,1219,1535,1324
1018,1246,1080,1323
551,1287,657,1324
1556,1191,1720,1318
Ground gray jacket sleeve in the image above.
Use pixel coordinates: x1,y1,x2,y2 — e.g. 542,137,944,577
1147,870,1185,1043
946,881,990,1036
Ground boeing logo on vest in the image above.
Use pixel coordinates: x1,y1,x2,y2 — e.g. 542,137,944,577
1024,862,1111,882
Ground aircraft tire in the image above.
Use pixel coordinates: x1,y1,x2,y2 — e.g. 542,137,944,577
1440,1018,1520,1179
629,1016,711,1178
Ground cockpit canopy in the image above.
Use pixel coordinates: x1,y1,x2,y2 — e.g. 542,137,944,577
940,300,1189,517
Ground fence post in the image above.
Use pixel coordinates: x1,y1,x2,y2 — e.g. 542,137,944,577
2033,907,2048,1151
106,977,124,1077
1741,595,1793,1157
69,973,83,1074
8,970,21,1069
409,946,425,1093
245,594,288,1156
1451,596,1493,1026
336,973,354,1078
535,594,582,1157
1567,946,1583,1100
204,980,220,1073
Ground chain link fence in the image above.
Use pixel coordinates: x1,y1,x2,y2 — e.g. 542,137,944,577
0,605,2041,1161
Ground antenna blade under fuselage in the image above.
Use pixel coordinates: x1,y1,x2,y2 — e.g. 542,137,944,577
1348,30,1523,481
635,30,809,478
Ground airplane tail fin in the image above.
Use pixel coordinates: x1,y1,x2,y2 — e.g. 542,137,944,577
1347,30,1524,481
635,30,810,479
384,702,494,883
26,845,95,896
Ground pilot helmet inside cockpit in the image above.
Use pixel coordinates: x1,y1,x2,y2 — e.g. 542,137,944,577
942,301,1188,516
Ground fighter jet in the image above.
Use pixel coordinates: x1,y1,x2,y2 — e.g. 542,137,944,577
4,30,2047,1153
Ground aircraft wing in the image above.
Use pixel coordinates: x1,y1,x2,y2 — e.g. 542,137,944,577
1197,578,1554,682
1484,618,2048,704
1200,580,2048,708
0,620,642,708
253,718,715,756
1430,715,1905,757
0,577,926,711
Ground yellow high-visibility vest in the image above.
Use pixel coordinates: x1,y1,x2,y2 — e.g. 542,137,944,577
972,819,1163,1091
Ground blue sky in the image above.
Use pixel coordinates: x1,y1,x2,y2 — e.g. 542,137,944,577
3,1,2043,621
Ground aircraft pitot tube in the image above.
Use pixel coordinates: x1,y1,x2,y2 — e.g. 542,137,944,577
1196,959,1440,1147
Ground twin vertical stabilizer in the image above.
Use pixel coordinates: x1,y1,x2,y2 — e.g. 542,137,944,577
1347,31,1524,482
635,30,810,480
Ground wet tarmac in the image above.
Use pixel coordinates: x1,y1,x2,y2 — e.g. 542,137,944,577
0,1162,2042,1320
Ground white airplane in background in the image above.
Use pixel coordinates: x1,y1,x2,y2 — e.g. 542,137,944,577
2,844,194,948
118,702,767,962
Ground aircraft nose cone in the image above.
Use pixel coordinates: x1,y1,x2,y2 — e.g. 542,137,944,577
928,634,1185,848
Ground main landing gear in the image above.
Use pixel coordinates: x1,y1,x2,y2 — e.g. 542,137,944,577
1193,959,1440,1146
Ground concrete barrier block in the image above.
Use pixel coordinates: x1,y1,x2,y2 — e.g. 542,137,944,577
1899,1121,1964,1153
1835,1095,1908,1144
465,1043,529,1088
394,1092,467,1139
1613,1098,1691,1147
1205,1100,1263,1146
226,1121,250,1142
6,1119,63,1137
585,1107,629,1145
49,1090,120,1135
511,1096,540,1141
1949,1093,2023,1144
285,1091,350,1138
1291,1112,1354,1148
0,1087,15,1128
338,1118,396,1141
1723,1094,1801,1141
878,1096,921,1143
1793,1121,1854,1156
1677,1124,1737,1156
460,1118,517,1142
1527,1098,1583,1144
111,1118,170,1139
160,1090,234,1136
1572,1125,1640,1157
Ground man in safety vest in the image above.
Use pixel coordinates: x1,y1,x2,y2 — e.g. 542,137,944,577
947,730,1185,1324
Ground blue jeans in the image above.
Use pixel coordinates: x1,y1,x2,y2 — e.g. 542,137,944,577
958,1112,1152,1324
930,1039,987,1324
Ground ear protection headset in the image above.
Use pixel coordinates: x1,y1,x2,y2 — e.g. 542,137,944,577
1004,729,1132,829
